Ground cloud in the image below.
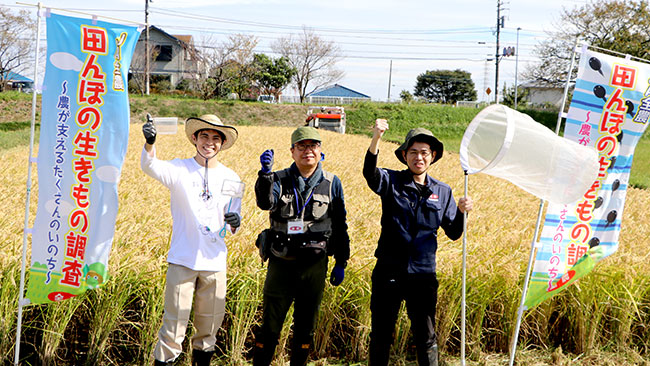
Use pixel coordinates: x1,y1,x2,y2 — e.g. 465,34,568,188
50,52,83,72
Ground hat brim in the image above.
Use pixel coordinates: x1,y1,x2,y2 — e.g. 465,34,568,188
185,117,238,150
395,134,444,165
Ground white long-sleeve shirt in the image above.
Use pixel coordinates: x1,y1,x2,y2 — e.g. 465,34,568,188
141,147,242,271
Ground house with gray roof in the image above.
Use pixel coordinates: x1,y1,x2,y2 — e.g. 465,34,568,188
131,26,203,88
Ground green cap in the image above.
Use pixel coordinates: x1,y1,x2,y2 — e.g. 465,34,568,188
291,126,322,145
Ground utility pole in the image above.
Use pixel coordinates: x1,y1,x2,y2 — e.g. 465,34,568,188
515,27,521,109
495,0,504,104
483,58,492,102
387,60,392,102
145,0,151,95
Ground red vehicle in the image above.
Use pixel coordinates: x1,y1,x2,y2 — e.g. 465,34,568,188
305,106,346,134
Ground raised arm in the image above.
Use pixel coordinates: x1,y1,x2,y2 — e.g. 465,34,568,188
364,119,390,193
368,118,388,155
255,149,280,210
143,113,156,154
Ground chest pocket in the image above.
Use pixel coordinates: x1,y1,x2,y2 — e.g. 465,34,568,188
278,194,295,219
392,188,415,211
420,199,442,229
310,193,330,220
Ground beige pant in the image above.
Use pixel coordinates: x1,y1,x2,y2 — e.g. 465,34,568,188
153,263,227,362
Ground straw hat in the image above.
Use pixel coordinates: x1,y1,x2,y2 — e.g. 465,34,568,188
185,114,238,150
395,128,444,165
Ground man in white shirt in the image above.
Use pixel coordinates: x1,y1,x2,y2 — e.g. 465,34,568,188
141,114,243,366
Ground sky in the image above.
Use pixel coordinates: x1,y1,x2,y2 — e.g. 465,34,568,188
4,0,592,101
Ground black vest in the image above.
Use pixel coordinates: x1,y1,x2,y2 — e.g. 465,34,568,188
269,168,334,239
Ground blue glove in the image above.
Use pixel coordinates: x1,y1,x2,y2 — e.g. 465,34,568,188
260,149,274,173
320,152,325,161
329,263,345,286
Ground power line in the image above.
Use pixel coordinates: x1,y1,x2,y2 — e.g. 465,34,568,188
189,42,538,62
156,24,540,49
15,4,547,59
150,7,494,35
4,3,545,96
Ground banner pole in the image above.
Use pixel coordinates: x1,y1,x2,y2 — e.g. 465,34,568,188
508,199,544,366
461,170,468,366
14,3,42,365
508,37,580,366
554,37,581,135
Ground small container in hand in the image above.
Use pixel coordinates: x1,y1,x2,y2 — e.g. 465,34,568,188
153,117,178,135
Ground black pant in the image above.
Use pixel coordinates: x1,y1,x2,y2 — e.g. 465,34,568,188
254,255,328,366
369,264,439,366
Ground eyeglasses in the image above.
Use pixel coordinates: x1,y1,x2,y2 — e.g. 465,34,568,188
293,142,321,151
407,149,432,158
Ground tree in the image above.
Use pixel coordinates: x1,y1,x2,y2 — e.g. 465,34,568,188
222,34,259,99
525,0,650,86
400,90,414,103
198,34,258,100
0,7,36,92
414,69,477,104
272,27,343,103
252,54,296,100
501,83,529,108
128,41,159,95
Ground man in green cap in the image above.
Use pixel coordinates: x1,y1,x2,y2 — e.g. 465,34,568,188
363,119,473,366
253,126,350,366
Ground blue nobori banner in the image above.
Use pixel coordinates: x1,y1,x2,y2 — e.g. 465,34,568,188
26,13,140,304
524,49,650,309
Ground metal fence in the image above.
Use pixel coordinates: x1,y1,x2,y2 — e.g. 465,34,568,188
455,100,489,108
279,95,371,105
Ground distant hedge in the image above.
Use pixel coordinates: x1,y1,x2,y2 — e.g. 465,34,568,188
345,102,561,144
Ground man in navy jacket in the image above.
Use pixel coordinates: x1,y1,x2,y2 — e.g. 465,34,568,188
363,119,473,366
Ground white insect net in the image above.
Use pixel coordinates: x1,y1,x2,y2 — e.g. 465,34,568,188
459,104,599,204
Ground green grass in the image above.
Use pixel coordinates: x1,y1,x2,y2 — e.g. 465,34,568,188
0,122,39,150
0,90,31,102
0,121,32,132
127,95,304,127
630,138,650,189
345,102,480,143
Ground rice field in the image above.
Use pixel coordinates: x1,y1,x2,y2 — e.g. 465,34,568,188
1,124,649,365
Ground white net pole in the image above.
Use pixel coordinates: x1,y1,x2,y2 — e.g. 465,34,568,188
461,171,468,366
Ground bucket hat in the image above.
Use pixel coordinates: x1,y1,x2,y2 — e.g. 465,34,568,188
185,114,238,150
395,128,444,165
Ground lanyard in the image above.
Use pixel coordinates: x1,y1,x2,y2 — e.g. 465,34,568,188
199,158,212,202
292,181,314,218
202,163,211,201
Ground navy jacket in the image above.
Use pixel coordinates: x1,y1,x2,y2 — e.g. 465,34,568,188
363,150,463,274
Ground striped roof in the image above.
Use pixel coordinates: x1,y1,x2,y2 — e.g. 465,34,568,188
3,71,33,82
308,84,371,98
